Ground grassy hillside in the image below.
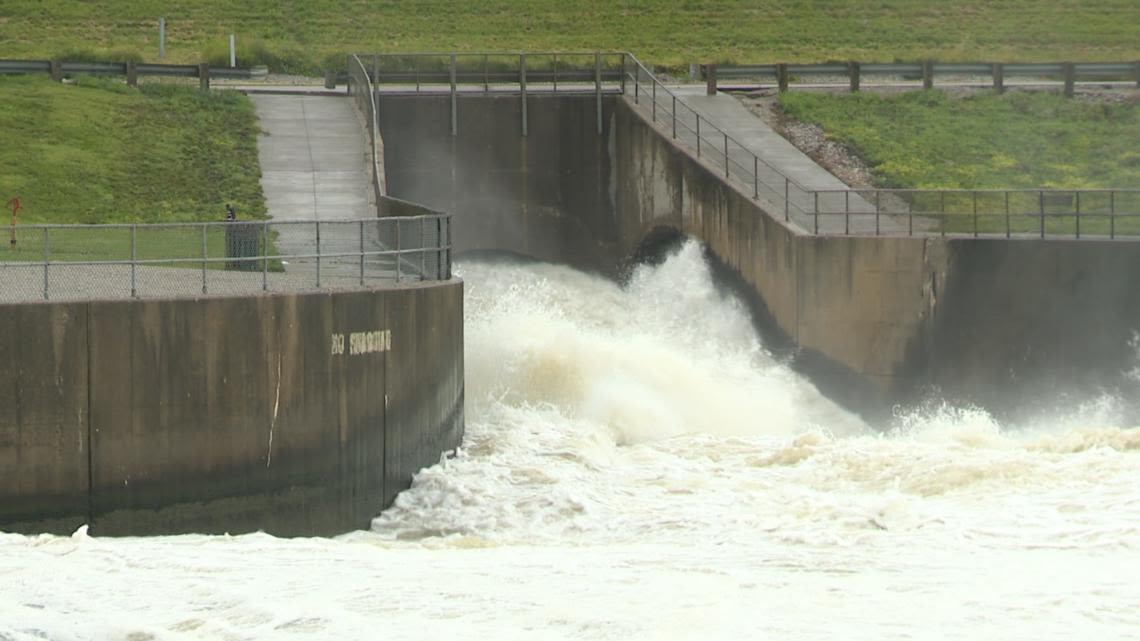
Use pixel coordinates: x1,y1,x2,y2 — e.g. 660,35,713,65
0,75,264,225
0,1,1137,73
778,91,1140,190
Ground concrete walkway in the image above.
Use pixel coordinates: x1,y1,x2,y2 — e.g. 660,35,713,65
636,85,903,234
251,95,388,277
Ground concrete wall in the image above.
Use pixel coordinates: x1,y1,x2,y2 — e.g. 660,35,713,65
377,90,1140,422
0,282,463,536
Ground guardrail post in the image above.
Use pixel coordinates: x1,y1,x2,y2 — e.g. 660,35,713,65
520,53,528,137
1062,62,1075,97
450,54,457,136
595,53,603,135
553,53,558,92
50,59,62,82
652,76,657,122
126,60,138,87
922,60,934,89
130,224,137,297
992,62,1004,93
620,53,626,94
359,219,365,285
42,228,49,300
315,220,321,287
706,63,717,95
483,54,489,92
372,54,379,83
848,61,860,92
1039,191,1045,237
776,64,789,92
634,64,639,103
198,63,209,91
1135,61,1140,89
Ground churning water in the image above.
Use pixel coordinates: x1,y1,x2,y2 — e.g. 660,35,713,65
2,241,1138,640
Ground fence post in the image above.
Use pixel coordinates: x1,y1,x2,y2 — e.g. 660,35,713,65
776,64,789,92
1062,62,1075,97
126,60,138,87
42,227,49,300
922,60,934,89
784,178,790,222
159,16,166,59
130,224,137,297
706,63,717,95
50,59,62,82
450,54,457,136
652,76,657,122
1075,191,1081,239
520,53,528,137
1135,61,1140,89
595,53,603,135
696,115,701,157
848,61,860,92
992,62,1004,93
753,156,759,199
201,224,208,293
671,95,676,138
198,63,209,91
724,134,729,178
262,221,268,291
813,192,819,234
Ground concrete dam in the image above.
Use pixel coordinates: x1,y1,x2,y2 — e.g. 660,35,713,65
373,53,1140,424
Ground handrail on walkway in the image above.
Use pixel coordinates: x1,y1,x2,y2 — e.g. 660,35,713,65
346,50,1139,240
0,217,452,303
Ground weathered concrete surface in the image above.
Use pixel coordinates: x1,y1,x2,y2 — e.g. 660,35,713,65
378,91,1140,421
1,282,464,536
0,302,89,533
379,94,619,272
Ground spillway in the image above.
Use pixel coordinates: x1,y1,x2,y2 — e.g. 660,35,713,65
2,240,1137,640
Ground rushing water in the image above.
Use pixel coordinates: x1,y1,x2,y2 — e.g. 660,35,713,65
2,241,1138,640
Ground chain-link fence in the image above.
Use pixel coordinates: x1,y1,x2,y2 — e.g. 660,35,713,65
0,216,451,303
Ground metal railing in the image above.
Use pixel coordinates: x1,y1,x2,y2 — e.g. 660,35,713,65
360,52,626,92
0,58,266,88
618,53,1140,239
808,188,1140,238
347,54,386,200
711,61,1140,92
0,216,451,303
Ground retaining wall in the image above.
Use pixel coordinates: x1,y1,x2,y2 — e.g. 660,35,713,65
0,282,464,536
378,92,1140,422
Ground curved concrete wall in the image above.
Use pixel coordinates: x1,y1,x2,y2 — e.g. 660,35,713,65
379,91,1140,422
0,282,464,536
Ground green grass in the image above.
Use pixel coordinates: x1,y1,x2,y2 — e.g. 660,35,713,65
779,90,1140,234
0,75,265,225
779,90,1140,189
0,1,1137,73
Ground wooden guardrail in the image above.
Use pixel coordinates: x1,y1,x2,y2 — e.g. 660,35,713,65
705,61,1140,96
0,59,268,89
